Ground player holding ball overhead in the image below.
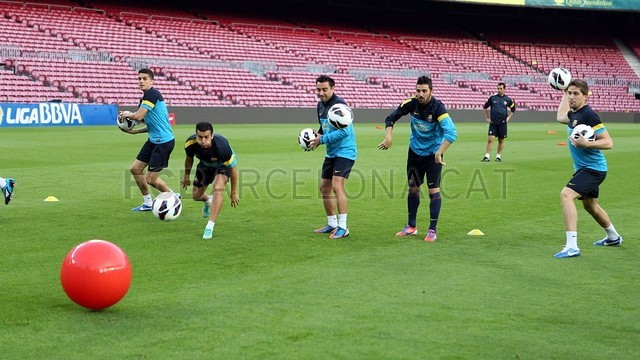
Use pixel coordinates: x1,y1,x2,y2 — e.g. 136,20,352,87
554,79,623,258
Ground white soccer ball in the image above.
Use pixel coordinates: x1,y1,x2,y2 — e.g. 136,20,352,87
548,68,572,90
152,192,182,221
570,124,595,141
327,103,354,129
298,128,317,150
117,112,137,131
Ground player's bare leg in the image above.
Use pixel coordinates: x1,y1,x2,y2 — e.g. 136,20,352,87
315,178,338,234
320,178,336,216
582,197,623,246
555,187,581,258
561,187,580,231
192,186,211,218
329,176,349,239
483,135,495,161
130,159,150,195
582,198,610,227
496,138,505,161
203,175,229,239
130,159,153,211
192,186,209,202
145,171,171,193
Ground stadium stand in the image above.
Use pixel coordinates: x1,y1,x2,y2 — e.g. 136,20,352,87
1,0,639,111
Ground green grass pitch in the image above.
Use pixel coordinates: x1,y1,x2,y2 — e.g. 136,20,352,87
1,122,639,359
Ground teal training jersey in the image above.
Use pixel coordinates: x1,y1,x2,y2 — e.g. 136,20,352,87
140,87,174,144
385,96,457,156
567,105,607,172
317,94,357,161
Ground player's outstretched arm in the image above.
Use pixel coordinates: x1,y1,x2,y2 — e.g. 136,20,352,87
180,156,194,189
435,140,452,166
229,166,239,208
378,126,393,150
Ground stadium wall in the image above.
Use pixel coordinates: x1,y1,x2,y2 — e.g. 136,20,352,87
164,108,640,125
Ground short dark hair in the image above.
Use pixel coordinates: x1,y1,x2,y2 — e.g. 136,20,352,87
567,79,589,95
316,75,335,87
497,82,506,88
196,122,213,133
138,68,154,80
416,76,432,90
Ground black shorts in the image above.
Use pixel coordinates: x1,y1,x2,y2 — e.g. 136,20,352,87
488,123,508,139
194,162,230,188
136,139,175,172
407,148,442,189
321,157,355,179
566,168,606,199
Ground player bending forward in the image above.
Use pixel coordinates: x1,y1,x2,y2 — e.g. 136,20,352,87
554,79,623,258
181,122,239,239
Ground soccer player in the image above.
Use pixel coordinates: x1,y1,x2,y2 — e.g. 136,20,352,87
308,75,357,239
180,122,239,239
1,177,16,205
378,76,457,242
481,82,515,162
554,79,623,258
120,68,176,211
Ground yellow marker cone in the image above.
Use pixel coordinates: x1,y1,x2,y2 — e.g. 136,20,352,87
44,196,59,202
467,229,485,236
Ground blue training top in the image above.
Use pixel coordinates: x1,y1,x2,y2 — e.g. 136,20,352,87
385,96,457,156
317,94,357,161
567,105,607,172
139,87,174,144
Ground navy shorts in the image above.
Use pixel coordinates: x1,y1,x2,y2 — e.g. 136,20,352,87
566,168,606,199
136,139,175,172
407,148,442,189
488,123,508,139
321,157,355,179
194,162,230,188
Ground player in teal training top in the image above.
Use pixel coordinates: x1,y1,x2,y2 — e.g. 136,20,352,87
554,79,623,259
378,76,457,242
119,68,177,211
308,75,357,239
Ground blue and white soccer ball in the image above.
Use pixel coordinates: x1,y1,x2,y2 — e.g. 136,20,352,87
152,192,182,221
327,103,354,129
548,68,572,90
570,124,595,141
117,111,137,131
